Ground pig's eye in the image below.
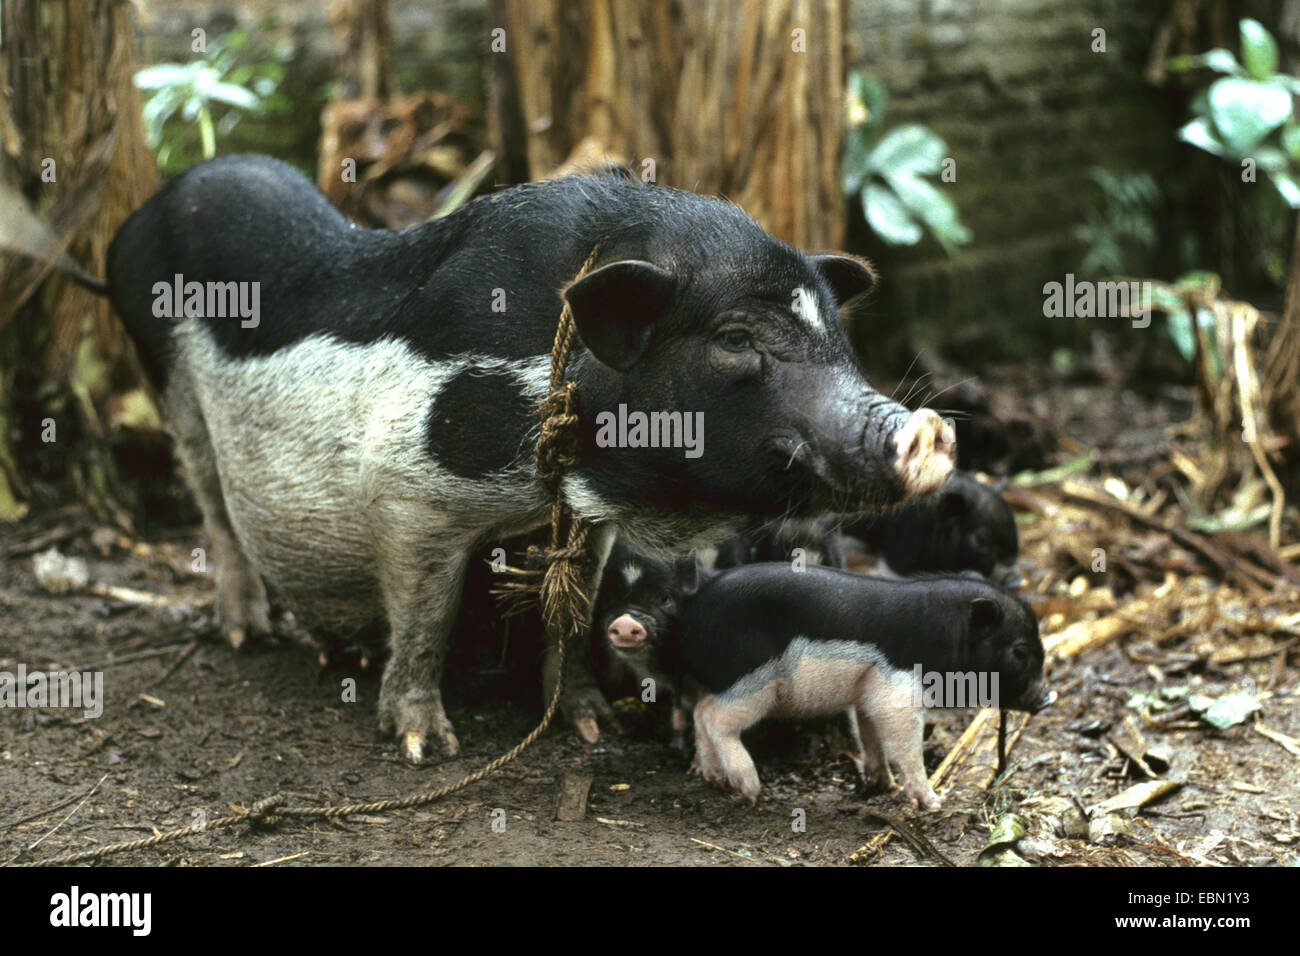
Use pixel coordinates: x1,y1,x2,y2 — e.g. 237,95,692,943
659,593,676,609
716,329,753,351
1009,645,1030,665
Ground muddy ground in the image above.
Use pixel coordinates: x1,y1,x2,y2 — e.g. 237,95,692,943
1,381,1298,867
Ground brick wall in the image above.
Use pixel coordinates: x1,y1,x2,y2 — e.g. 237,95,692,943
846,0,1182,364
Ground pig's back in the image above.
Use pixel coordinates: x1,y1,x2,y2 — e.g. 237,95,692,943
679,564,867,692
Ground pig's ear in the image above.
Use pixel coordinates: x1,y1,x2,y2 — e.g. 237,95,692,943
674,552,700,597
969,597,1002,630
810,253,877,306
938,489,969,518
564,260,676,371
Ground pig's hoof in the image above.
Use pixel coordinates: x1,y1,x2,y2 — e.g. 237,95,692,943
904,784,942,812
560,685,615,743
216,569,272,649
858,769,899,794
379,691,459,763
728,770,761,805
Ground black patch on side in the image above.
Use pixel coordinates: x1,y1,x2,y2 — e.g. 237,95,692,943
426,367,536,478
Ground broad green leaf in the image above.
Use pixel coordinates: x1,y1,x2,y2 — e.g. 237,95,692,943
841,127,874,196
888,173,971,252
1207,77,1292,154
1178,116,1231,158
1253,146,1288,171
207,81,261,110
1282,123,1300,162
1165,309,1196,363
848,72,888,133
1240,19,1279,81
1270,169,1300,207
1188,689,1261,729
1168,48,1243,75
978,814,1030,867
862,184,923,245
134,63,196,90
865,124,946,179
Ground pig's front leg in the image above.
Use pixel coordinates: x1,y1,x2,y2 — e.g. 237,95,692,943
376,545,470,763
859,670,941,811
689,695,725,783
694,690,770,804
541,523,617,742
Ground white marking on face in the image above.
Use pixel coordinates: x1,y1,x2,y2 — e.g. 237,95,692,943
792,286,824,336
621,562,643,587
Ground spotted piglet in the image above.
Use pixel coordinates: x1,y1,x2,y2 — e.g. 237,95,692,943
677,565,1053,809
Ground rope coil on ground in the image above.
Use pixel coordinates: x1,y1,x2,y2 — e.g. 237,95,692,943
9,249,603,867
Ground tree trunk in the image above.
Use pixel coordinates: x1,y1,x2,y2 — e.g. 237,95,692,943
0,0,158,523
488,0,848,250
1264,215,1300,489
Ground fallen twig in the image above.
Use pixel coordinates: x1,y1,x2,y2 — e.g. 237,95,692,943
4,773,109,863
147,639,199,689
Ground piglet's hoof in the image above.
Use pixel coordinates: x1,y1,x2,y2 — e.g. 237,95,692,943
904,782,942,812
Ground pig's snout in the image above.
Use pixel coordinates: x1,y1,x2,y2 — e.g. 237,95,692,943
608,614,647,650
992,562,1027,589
892,408,955,498
1021,683,1057,714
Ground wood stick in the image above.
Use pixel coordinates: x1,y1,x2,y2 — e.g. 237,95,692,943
1059,482,1273,595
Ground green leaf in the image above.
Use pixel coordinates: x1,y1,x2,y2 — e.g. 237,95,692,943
1165,309,1196,363
1178,116,1231,158
1282,123,1300,162
206,81,261,110
1188,690,1261,729
888,173,971,253
978,814,1030,867
1253,146,1289,172
1207,77,1292,154
1270,169,1300,208
847,71,888,132
1168,48,1243,75
865,124,946,179
134,63,197,90
862,184,923,245
841,127,874,196
1240,19,1279,81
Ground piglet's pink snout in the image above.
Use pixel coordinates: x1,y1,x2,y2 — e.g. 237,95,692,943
608,614,647,650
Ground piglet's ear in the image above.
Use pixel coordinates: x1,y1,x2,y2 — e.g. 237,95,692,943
564,259,676,371
810,253,877,306
938,488,969,518
969,596,1002,630
674,552,700,598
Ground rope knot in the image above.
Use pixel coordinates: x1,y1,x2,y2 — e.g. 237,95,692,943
535,380,581,484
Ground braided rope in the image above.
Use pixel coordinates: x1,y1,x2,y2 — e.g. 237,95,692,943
11,249,603,867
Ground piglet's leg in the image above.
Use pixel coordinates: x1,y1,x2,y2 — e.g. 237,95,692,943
689,695,723,780
860,669,941,811
694,688,775,805
847,706,898,794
